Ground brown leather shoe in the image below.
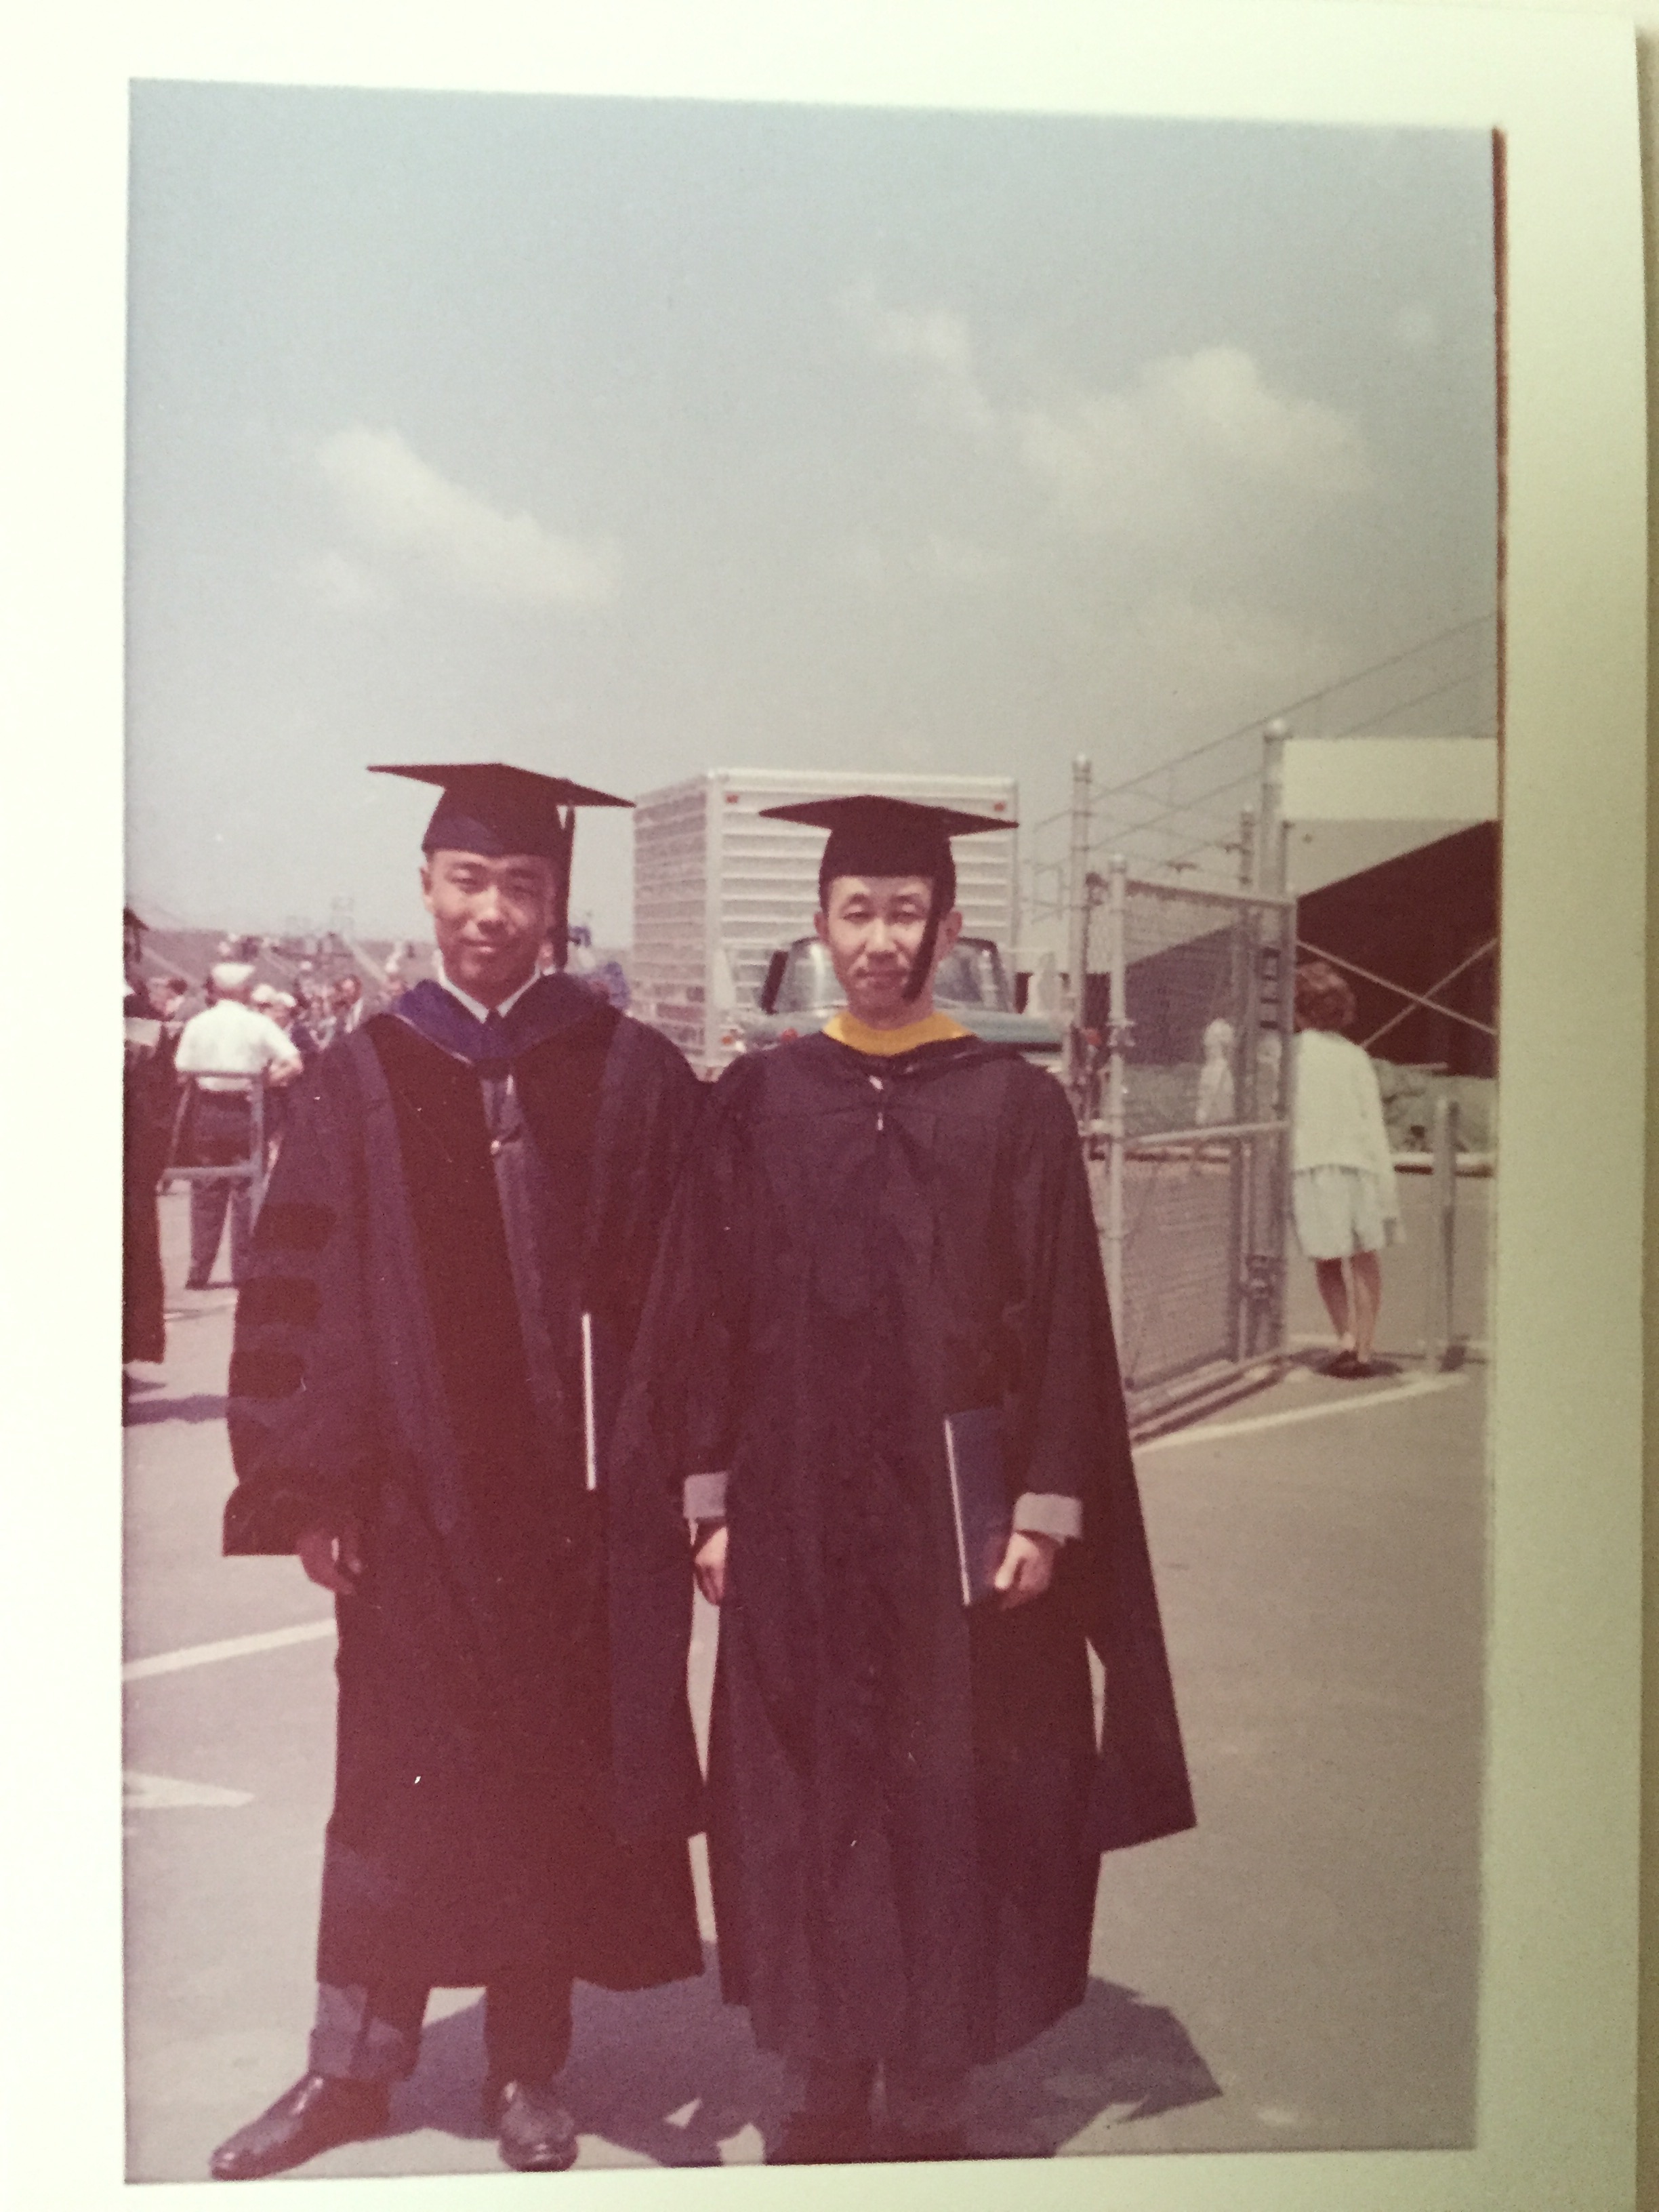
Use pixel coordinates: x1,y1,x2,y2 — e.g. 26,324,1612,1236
487,2078,579,2173
209,2072,389,2179
765,2109,876,2164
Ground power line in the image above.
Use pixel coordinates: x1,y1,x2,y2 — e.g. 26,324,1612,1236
1025,608,1497,836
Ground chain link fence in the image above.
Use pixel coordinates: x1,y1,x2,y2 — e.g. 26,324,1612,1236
1078,870,1296,1426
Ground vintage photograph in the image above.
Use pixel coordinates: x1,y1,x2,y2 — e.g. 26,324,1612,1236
121,80,1501,2182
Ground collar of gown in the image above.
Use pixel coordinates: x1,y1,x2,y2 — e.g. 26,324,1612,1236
392,965,605,1067
822,1009,971,1057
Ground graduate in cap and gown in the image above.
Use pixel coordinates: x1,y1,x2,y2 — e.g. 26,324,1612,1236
210,764,705,2181
625,795,1195,2163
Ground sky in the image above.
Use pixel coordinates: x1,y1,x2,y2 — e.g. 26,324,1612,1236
125,84,1498,945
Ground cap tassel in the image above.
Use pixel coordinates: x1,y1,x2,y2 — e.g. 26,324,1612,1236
549,806,577,969
904,884,946,1004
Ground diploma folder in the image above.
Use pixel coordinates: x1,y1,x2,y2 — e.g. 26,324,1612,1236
943,1407,1014,1607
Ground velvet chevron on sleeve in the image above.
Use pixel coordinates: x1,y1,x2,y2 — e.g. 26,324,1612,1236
220,983,707,1996
224,1054,381,1555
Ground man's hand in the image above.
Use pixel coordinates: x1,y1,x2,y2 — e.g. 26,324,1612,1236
297,1516,364,1597
693,1521,729,1607
993,1529,1059,1610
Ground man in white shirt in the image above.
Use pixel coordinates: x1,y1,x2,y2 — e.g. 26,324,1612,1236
331,971,367,1035
174,962,303,1288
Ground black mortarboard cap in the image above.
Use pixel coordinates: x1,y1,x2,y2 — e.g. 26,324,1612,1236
760,793,1017,1002
370,761,632,970
370,761,630,863
758,793,1016,912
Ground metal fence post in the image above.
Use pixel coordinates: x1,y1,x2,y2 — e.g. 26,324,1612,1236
1103,856,1128,1328
1237,807,1256,890
1424,1092,1460,1368
1064,754,1093,1111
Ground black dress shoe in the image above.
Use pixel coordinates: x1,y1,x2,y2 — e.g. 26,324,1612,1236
209,2072,388,2179
487,2078,579,2173
765,2110,876,2165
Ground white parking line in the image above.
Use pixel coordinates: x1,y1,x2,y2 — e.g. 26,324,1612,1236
123,1618,335,1682
1137,1372,1467,1456
124,1770,253,1809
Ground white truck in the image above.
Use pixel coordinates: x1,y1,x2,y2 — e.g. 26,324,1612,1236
632,766,1020,1076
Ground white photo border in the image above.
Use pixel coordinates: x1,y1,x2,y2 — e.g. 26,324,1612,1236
3,4,1643,2208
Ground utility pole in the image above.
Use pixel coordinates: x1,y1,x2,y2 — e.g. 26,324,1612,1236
1258,719,1288,895
1103,855,1129,1322
1064,754,1093,1107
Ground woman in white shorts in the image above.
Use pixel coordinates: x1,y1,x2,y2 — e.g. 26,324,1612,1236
1291,960,1401,1378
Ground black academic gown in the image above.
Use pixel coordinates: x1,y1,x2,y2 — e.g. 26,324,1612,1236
626,1030,1194,2074
222,975,705,1996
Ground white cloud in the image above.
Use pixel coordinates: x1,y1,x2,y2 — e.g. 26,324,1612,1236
843,286,1374,572
842,285,995,435
1017,346,1374,541
314,426,619,607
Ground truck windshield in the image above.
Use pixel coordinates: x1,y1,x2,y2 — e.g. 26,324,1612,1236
773,939,842,1013
771,936,1010,1013
933,941,1008,1009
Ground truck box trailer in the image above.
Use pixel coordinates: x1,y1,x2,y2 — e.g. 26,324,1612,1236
632,766,1019,1074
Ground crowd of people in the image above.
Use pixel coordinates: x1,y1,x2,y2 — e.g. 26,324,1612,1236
122,963,386,1364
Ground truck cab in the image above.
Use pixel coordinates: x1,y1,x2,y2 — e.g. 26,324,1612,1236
743,935,1063,1063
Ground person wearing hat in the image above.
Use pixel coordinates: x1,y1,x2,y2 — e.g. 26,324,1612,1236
210,764,706,2181
173,962,304,1289
626,794,1195,2163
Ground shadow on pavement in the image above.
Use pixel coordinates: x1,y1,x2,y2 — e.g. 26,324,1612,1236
124,1391,228,1427
388,1957,1213,2166
973,1978,1222,2153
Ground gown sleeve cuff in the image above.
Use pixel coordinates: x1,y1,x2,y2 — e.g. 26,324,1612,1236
683,1471,730,1523
1012,1492,1083,1542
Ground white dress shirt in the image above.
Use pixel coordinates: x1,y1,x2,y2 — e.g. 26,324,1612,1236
434,955,543,1026
175,1000,303,1092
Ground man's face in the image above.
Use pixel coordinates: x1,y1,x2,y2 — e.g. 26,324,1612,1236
422,848,560,1007
815,875,962,1025
334,975,361,1007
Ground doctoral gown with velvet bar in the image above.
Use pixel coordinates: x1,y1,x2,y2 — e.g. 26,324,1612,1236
626,1030,1195,2073
222,975,705,1996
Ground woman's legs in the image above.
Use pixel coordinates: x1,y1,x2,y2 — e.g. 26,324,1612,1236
1350,1248,1382,1364
1313,1257,1353,1349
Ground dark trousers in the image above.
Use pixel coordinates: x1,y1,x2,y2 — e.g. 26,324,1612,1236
310,1970,575,2087
185,1094,254,1286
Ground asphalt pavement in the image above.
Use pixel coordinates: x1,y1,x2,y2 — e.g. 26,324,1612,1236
123,1174,1488,2179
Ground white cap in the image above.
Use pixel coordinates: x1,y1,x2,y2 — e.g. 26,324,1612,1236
210,962,255,994
249,982,278,1005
